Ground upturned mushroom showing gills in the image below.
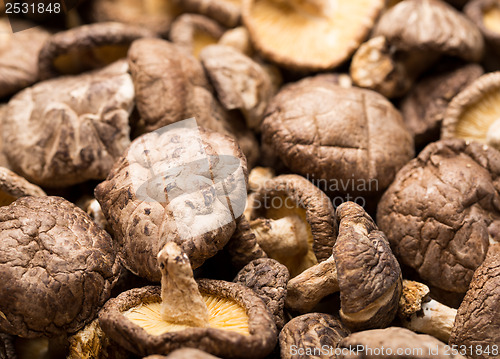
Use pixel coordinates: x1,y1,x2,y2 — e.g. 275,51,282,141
286,202,402,331
98,242,277,358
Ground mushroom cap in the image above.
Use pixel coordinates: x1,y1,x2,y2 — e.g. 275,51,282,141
377,139,500,292
144,348,221,358
95,125,248,281
38,22,156,79
242,0,384,71
172,0,241,27
225,216,267,269
234,258,289,329
450,243,500,358
373,0,484,62
3,60,133,188
335,202,402,330
337,327,466,359
0,19,50,98
465,0,500,50
98,281,277,358
0,196,120,338
442,72,500,150
397,280,431,319
0,166,46,206
279,313,350,359
261,79,414,195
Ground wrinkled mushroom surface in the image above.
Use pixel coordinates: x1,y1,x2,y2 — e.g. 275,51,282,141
0,166,46,206
465,0,500,56
225,216,267,269
172,0,241,27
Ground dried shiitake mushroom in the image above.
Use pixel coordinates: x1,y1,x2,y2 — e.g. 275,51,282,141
172,0,241,27
465,0,500,64
225,216,267,269
38,22,155,79
76,196,108,230
0,166,45,206
0,196,121,338
95,122,248,281
286,202,402,331
442,72,500,150
0,334,15,359
377,139,500,293
3,60,133,188
0,18,50,98
218,27,254,57
279,313,350,359
99,242,277,358
261,78,414,195
242,0,385,71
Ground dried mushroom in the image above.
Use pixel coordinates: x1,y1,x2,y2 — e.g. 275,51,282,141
234,258,289,328
249,174,336,277
0,334,15,359
144,348,221,358
337,327,466,359
442,72,500,150
38,22,155,79
3,60,133,188
0,19,50,98
0,196,120,338
172,0,241,27
286,202,402,331
279,313,350,359
76,196,109,231
218,27,254,57
99,242,277,358
0,166,46,206
377,139,500,293
200,45,274,130
401,63,483,147
225,216,267,269
465,0,500,65
261,78,414,195
351,0,484,98
242,0,384,71
95,122,248,281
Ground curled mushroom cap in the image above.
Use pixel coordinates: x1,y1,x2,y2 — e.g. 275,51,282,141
3,60,133,188
242,0,384,71
279,313,350,359
172,0,241,27
442,72,500,151
0,196,120,338
261,79,414,195
0,166,46,206
465,0,500,56
225,216,267,269
377,139,500,293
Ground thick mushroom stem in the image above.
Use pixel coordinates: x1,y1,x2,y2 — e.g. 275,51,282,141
486,118,500,150
157,242,209,327
285,255,339,313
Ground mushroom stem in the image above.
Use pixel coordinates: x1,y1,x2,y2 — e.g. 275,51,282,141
157,242,209,327
285,254,339,313
486,118,500,150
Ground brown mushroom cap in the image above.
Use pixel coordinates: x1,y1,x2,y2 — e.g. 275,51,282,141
337,327,466,359
465,0,500,53
0,166,46,206
261,79,414,195
3,60,133,188
449,243,500,358
279,313,350,359
442,72,500,151
0,196,120,338
0,19,50,98
98,281,277,358
377,139,500,293
172,0,241,27
225,216,267,269
242,0,384,71
38,22,156,79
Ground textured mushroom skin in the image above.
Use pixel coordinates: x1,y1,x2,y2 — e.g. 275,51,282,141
279,313,350,359
225,216,267,269
234,258,289,329
450,244,500,358
0,196,120,338
0,166,46,199
377,139,500,292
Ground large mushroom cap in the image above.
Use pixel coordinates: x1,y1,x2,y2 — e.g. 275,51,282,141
377,139,500,292
242,0,384,71
0,196,120,338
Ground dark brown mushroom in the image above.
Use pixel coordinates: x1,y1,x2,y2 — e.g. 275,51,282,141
172,0,241,27
377,139,500,293
3,60,134,188
225,216,267,270
0,334,16,359
0,166,46,206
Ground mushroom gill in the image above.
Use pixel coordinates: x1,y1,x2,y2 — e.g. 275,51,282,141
483,4,500,33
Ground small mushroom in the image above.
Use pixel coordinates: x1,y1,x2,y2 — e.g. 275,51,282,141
0,166,46,206
279,313,350,359
0,196,121,338
442,72,500,150
3,60,134,188
242,0,385,71
172,0,241,27
286,202,402,331
98,242,277,358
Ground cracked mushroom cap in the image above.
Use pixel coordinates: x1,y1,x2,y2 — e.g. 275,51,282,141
38,22,156,80
261,79,414,195
337,327,466,359
95,124,248,281
242,0,384,71
377,139,500,293
0,196,120,338
442,72,500,151
2,60,133,188
465,0,500,53
172,0,241,27
449,243,500,358
279,313,350,359
0,166,46,206
0,19,50,98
